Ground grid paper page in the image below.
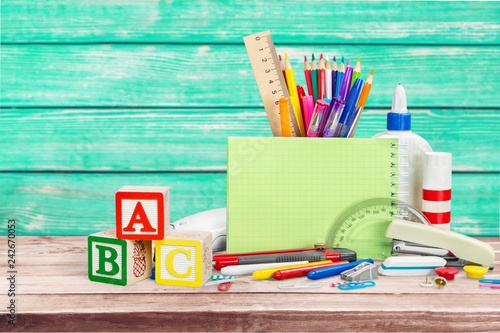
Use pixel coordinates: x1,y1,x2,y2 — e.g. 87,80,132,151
226,137,397,253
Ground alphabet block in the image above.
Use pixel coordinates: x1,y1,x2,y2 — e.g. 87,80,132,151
88,229,153,286
115,186,170,240
155,230,212,287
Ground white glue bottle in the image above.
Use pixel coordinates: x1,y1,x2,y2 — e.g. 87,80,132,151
373,84,432,211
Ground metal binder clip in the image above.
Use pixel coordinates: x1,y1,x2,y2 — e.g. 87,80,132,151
340,262,378,281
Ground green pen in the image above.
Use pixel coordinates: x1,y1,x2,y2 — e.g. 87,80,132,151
350,56,361,89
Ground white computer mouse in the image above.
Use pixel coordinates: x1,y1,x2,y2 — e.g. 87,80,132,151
170,207,227,252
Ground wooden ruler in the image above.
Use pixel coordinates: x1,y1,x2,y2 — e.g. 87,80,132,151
244,31,300,137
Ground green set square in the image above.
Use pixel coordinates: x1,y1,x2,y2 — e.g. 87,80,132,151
88,236,127,286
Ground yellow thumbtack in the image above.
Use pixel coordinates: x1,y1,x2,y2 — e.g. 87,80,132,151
463,266,489,279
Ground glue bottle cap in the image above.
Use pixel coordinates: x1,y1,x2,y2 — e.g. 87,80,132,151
423,152,452,190
387,84,411,130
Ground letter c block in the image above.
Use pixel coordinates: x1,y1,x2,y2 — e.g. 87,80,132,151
155,230,212,287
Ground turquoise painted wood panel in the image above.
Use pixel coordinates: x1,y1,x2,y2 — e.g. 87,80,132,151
0,173,227,236
1,108,499,172
1,44,499,108
2,1,499,44
0,172,497,236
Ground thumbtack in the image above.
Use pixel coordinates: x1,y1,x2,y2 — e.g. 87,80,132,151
463,265,489,279
435,267,459,281
419,276,434,287
434,276,447,288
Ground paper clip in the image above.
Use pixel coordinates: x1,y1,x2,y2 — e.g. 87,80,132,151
204,275,236,286
278,283,322,290
337,280,376,290
218,282,232,292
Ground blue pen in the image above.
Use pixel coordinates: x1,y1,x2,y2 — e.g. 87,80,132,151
479,279,500,284
307,259,374,280
337,78,363,137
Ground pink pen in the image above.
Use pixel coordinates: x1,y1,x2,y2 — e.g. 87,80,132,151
479,283,500,289
306,100,330,137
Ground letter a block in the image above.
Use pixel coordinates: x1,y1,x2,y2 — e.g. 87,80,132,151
155,230,212,287
116,186,170,240
88,229,153,286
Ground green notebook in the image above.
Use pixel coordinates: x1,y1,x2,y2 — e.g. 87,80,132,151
226,137,398,257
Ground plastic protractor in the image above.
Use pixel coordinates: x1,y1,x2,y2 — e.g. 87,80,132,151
325,198,429,260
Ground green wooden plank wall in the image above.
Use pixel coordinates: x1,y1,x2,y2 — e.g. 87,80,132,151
1,1,499,236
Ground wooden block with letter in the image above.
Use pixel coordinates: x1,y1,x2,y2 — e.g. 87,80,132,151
115,185,170,240
155,230,212,287
88,228,153,286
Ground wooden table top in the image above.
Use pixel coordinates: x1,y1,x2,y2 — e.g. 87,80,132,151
2,236,499,332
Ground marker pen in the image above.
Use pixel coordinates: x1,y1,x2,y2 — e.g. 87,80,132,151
214,248,356,270
274,260,349,280
307,259,374,280
252,260,332,280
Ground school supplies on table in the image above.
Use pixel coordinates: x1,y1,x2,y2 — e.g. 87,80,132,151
226,137,398,254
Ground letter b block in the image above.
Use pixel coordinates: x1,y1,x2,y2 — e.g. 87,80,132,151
88,229,153,286
116,186,170,240
155,230,212,287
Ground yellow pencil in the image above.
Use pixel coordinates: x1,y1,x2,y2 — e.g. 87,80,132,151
279,97,292,137
252,260,332,280
284,53,306,136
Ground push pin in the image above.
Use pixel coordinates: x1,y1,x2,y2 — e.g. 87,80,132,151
434,276,447,288
435,267,459,281
314,243,327,251
419,276,434,287
463,265,489,279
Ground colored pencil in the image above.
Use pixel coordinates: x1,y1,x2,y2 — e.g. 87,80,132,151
311,54,318,102
351,56,361,89
303,56,313,97
325,55,332,99
348,70,374,138
331,56,338,100
318,54,325,100
279,54,287,86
